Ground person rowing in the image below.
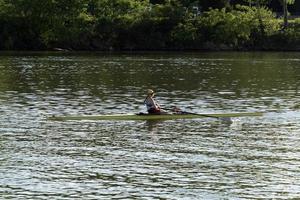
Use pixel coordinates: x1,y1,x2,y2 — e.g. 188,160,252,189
144,89,167,114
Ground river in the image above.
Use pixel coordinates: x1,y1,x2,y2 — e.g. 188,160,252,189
0,51,300,199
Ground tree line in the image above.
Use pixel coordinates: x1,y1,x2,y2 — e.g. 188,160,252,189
0,0,299,51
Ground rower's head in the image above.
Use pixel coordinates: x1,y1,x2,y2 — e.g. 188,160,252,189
147,89,154,96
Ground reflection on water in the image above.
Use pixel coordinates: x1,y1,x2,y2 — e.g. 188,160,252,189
0,52,300,199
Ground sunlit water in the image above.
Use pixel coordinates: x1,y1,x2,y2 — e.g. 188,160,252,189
0,52,300,199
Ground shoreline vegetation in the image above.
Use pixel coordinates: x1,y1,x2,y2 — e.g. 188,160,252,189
0,0,299,51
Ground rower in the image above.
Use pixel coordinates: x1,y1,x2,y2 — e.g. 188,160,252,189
144,89,166,114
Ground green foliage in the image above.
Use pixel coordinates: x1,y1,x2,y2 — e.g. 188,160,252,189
196,5,280,48
279,0,295,5
267,18,300,49
87,0,151,49
0,0,298,50
37,0,92,49
170,18,202,48
0,0,92,49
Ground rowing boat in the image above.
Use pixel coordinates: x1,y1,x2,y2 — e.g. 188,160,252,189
48,112,263,121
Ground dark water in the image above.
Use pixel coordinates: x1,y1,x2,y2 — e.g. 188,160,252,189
0,52,300,199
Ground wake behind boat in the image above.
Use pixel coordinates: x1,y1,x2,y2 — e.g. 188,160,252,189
48,111,263,121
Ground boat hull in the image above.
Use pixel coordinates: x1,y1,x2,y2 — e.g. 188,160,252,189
48,112,263,121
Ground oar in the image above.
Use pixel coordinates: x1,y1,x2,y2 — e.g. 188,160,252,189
181,111,232,121
162,107,232,122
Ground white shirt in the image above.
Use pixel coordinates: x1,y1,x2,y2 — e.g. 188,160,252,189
144,96,159,111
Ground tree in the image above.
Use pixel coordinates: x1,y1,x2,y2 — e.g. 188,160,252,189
0,0,91,49
244,0,269,36
280,0,295,28
200,0,232,11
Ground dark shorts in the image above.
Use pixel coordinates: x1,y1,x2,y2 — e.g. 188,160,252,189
148,108,161,114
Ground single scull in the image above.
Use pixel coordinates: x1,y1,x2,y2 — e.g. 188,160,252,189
48,112,263,121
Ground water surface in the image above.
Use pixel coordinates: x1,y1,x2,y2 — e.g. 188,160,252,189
0,52,300,199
